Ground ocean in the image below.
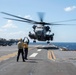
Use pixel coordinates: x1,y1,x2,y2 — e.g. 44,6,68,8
29,42,76,51
53,42,76,51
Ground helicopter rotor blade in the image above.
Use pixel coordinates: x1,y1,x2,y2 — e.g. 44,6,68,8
3,17,36,24
49,23,76,25
51,19,76,23
38,12,45,22
1,12,76,26
1,12,38,24
4,17,76,25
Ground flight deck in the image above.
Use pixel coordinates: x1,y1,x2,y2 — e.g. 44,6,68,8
0,44,76,75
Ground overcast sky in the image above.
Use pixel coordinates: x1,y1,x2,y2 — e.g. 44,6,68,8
0,0,76,42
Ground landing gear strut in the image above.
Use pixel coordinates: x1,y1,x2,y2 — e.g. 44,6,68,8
47,41,50,44
33,40,36,43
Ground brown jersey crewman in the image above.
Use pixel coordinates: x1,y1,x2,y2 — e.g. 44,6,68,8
17,38,25,62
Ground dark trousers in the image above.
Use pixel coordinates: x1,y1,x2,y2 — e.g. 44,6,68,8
24,48,28,59
17,49,25,62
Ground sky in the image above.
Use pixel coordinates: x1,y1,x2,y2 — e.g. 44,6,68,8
0,0,76,42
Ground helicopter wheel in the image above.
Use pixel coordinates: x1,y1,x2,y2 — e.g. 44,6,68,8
33,40,36,43
47,41,50,44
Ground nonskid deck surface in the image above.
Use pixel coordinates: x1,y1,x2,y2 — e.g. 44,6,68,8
0,44,76,75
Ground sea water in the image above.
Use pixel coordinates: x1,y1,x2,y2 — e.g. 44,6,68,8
29,42,76,51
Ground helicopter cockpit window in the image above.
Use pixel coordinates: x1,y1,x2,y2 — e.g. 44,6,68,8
36,27,43,31
36,25,43,30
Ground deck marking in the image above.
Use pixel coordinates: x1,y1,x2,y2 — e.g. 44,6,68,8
48,51,52,60
0,52,17,61
35,45,40,47
29,53,38,57
51,51,56,60
48,50,56,60
37,49,42,51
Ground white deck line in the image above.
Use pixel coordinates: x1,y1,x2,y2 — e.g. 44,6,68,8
37,49,42,51
29,53,38,57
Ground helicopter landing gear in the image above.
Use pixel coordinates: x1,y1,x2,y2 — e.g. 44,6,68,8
33,40,36,43
47,41,50,44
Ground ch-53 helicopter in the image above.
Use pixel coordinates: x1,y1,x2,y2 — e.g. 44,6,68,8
1,12,76,43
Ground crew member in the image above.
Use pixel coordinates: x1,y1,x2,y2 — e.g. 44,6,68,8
23,41,28,60
17,38,25,62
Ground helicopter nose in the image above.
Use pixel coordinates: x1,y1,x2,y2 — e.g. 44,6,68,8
36,30,43,35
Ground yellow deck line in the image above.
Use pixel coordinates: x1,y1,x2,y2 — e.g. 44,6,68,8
51,51,56,60
48,50,56,60
48,51,52,60
0,52,17,61
0,47,33,62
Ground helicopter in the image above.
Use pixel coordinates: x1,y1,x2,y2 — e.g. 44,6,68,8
1,12,76,43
